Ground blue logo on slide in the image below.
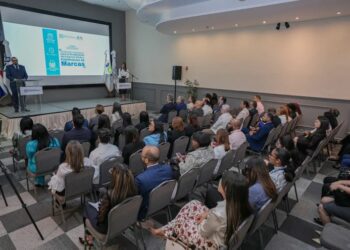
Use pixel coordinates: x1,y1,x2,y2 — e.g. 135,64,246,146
42,29,61,76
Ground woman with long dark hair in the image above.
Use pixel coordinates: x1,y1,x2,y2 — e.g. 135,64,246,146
12,116,33,158
114,112,133,145
26,123,60,186
122,126,145,165
81,166,137,246
110,101,123,124
150,172,252,249
135,111,150,132
143,119,166,146
243,156,278,211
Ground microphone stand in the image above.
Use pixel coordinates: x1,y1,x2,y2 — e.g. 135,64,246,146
0,160,44,240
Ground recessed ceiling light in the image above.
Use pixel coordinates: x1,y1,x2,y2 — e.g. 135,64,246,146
337,11,341,15
262,20,267,24
295,17,300,20
211,26,214,30
192,28,195,32
173,30,177,34
235,24,238,27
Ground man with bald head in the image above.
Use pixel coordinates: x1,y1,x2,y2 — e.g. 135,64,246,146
228,118,246,150
135,145,174,219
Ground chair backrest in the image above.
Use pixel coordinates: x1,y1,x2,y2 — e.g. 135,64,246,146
35,147,62,175
159,142,171,163
271,124,282,143
64,167,94,200
105,195,143,244
229,214,255,250
173,168,199,201
261,128,276,152
99,156,124,186
216,150,235,177
118,134,126,151
49,130,64,145
202,114,213,128
146,179,176,217
197,116,205,128
140,128,151,141
310,138,328,161
233,142,249,170
250,113,260,127
196,159,218,187
249,199,275,235
168,110,178,124
18,136,31,160
274,182,293,208
171,136,189,157
111,119,123,133
242,115,251,129
128,149,145,176
178,109,188,122
327,121,344,143
81,142,91,157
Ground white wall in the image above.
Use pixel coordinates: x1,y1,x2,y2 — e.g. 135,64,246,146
126,10,350,100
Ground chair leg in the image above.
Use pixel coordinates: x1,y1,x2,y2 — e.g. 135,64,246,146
26,173,29,191
294,183,299,202
258,229,264,250
60,203,66,228
167,205,172,221
0,185,8,207
133,225,141,250
52,195,55,216
138,222,147,250
272,209,278,233
286,197,291,214
12,157,16,173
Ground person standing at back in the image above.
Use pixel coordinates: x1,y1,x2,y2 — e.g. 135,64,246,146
254,95,265,115
6,57,29,112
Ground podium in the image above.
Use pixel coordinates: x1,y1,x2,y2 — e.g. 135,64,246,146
117,82,132,100
20,80,43,111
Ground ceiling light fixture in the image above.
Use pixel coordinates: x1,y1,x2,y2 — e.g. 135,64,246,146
337,11,341,15
295,17,300,20
211,26,214,30
235,24,238,27
192,28,195,32
262,20,267,24
173,30,177,34
276,23,281,30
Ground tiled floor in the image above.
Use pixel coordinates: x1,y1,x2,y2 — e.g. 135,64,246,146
0,137,338,249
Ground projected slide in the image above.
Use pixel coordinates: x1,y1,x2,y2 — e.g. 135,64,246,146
3,22,109,77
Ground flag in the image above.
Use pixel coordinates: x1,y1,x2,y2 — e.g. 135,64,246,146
104,50,113,92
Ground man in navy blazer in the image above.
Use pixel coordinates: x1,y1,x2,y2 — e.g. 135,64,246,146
5,57,29,112
243,112,274,152
135,145,174,219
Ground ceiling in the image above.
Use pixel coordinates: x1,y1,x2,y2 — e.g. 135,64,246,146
79,0,350,34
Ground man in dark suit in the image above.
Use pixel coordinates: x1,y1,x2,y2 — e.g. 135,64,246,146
5,57,29,112
135,145,174,219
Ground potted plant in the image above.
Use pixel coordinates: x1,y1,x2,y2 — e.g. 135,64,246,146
184,79,199,99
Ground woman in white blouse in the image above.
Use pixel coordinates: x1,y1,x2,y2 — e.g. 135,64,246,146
150,172,252,249
48,140,89,195
118,62,129,100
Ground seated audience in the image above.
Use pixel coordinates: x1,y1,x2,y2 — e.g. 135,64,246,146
82,167,137,244
295,116,329,154
167,117,186,157
12,116,33,158
243,112,274,152
316,180,350,225
64,107,89,132
114,112,133,145
158,94,176,123
175,96,187,114
187,95,196,111
91,114,112,147
178,131,214,175
150,172,252,249
48,140,86,195
213,129,230,160
143,120,166,146
89,104,104,130
122,126,145,165
211,93,218,108
276,135,304,168
26,123,60,186
268,148,294,192
208,104,232,134
287,103,302,119
236,100,250,121
213,96,226,113
278,105,292,125
185,114,201,137
192,100,204,117
227,118,247,150
135,146,174,219
267,108,282,128
243,156,278,211
324,108,340,130
89,128,121,184
202,98,213,116
135,111,150,132
249,100,258,118
254,95,265,115
110,101,123,125
62,114,92,151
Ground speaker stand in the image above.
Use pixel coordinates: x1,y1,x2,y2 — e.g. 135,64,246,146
174,79,177,102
